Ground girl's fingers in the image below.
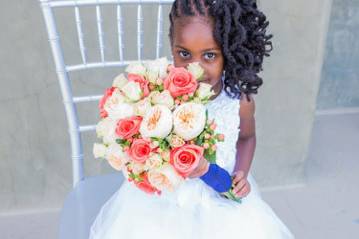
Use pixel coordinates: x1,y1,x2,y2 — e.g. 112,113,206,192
236,182,251,197
232,179,246,194
232,171,244,184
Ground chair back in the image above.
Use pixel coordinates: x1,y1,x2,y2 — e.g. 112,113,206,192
38,0,175,187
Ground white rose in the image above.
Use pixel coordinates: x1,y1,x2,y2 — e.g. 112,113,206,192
104,88,133,120
134,97,152,117
196,82,215,100
112,73,128,89
173,102,206,140
140,105,173,139
148,164,183,192
106,143,130,171
93,143,107,159
121,81,142,102
144,57,169,83
187,62,204,81
166,134,185,148
130,162,147,175
145,153,164,169
151,90,174,109
107,102,134,121
125,62,147,77
96,118,118,144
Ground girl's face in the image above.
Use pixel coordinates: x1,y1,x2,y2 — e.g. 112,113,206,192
170,16,224,92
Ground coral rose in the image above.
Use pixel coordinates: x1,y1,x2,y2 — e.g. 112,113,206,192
115,116,142,139
169,144,204,177
98,87,116,118
128,138,152,163
128,73,150,98
163,67,198,98
134,172,161,195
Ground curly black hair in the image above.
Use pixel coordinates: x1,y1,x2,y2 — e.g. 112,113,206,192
169,0,273,99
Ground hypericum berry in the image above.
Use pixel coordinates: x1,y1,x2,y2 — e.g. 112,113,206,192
149,83,155,90
210,123,217,130
182,94,189,101
211,145,217,151
203,143,210,149
204,133,211,139
217,134,225,141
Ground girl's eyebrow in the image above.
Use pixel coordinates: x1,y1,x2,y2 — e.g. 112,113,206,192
175,45,221,52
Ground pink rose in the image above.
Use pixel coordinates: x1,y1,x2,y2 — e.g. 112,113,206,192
128,138,151,163
134,172,161,195
115,116,142,139
99,87,116,118
163,67,198,98
128,73,150,97
169,144,204,178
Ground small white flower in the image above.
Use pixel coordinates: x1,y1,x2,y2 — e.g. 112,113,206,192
167,134,185,148
121,81,142,102
106,143,130,171
104,88,134,120
173,102,206,140
93,143,107,159
107,102,134,121
144,57,169,83
145,153,163,169
129,162,147,175
140,105,173,139
187,62,204,81
134,97,152,117
96,118,118,144
151,90,174,110
112,73,128,89
147,164,183,192
125,62,147,77
196,82,215,100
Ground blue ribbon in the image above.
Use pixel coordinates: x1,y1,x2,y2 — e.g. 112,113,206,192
200,163,232,193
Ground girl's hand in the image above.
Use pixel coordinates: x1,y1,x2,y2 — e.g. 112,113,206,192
231,170,251,198
187,156,209,178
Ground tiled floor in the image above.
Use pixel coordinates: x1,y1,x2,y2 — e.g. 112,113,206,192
1,112,358,239
263,112,359,238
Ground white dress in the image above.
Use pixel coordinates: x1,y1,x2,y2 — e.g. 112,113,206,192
89,87,295,239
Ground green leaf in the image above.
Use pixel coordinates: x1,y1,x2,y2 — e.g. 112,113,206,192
204,150,216,163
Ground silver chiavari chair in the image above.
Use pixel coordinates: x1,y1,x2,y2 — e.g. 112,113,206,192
38,0,174,238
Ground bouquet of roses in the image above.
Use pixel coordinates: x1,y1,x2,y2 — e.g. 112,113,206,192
93,57,240,202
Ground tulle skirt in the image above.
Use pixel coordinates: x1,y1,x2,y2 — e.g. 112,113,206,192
89,171,295,239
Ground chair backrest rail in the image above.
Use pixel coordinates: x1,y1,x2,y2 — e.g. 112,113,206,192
47,0,174,8
66,59,173,72
137,5,143,60
79,125,97,132
73,95,103,103
96,4,106,62
156,4,163,58
117,4,125,62
74,5,87,64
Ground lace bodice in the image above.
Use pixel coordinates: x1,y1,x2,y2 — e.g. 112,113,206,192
206,89,240,173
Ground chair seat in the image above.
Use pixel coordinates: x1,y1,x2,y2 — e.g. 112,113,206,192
59,173,124,239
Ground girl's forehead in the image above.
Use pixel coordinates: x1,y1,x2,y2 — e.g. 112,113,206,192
172,17,219,50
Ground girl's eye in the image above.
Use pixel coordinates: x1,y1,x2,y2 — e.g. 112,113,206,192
178,50,191,59
204,52,216,60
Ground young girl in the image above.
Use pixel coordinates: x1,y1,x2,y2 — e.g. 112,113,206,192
90,0,295,238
